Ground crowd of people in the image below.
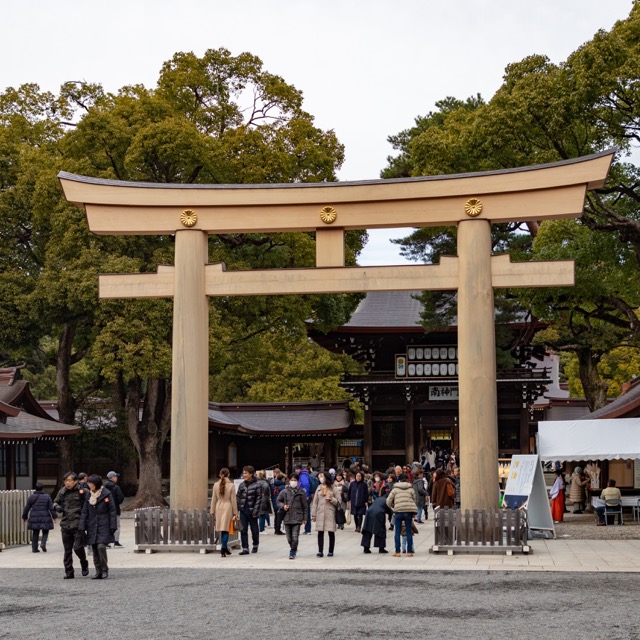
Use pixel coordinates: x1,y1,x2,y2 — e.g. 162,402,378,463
210,448,461,560
21,470,124,580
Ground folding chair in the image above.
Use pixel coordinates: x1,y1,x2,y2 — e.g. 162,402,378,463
604,499,623,526
633,499,640,524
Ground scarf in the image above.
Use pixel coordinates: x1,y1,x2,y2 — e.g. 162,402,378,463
89,487,103,506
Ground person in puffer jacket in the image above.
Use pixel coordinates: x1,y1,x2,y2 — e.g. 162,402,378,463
53,471,89,578
236,466,263,555
22,483,57,553
386,474,418,556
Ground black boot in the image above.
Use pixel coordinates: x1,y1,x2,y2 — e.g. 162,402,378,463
101,570,109,579
63,572,74,579
81,563,89,577
91,573,103,580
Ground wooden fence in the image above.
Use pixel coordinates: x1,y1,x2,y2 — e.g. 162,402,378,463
133,507,240,553
431,507,530,555
0,490,33,549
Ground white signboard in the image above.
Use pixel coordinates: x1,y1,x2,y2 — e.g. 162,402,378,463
635,459,640,489
428,385,458,401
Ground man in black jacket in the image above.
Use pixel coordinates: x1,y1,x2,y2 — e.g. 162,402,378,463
236,466,262,555
104,471,125,547
53,472,89,579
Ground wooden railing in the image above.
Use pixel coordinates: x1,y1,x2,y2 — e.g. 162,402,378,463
431,507,530,555
0,490,33,549
133,507,239,553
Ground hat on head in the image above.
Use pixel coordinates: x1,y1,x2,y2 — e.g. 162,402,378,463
106,471,120,479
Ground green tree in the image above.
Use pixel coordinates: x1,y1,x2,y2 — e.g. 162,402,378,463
1,49,362,507
381,3,640,409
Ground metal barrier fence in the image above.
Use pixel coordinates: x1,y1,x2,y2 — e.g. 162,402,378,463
431,507,530,555
0,490,33,549
133,507,240,553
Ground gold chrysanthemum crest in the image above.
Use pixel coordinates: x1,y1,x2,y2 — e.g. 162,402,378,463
320,206,337,224
180,209,198,227
464,198,483,217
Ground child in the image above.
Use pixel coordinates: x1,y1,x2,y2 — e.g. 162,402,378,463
401,521,408,554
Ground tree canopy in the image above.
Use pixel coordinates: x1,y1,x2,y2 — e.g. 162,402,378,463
0,48,363,506
381,3,640,410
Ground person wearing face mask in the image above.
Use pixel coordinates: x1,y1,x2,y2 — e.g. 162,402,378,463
311,473,341,557
276,473,308,560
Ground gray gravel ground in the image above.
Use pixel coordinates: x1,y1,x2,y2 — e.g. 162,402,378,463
1,568,639,640
553,510,640,540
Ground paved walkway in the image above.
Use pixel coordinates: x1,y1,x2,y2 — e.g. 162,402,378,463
3,517,640,573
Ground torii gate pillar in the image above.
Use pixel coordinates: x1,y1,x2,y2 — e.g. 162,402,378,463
170,230,209,509
458,220,499,509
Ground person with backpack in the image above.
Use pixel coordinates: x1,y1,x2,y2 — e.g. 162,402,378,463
295,464,313,534
431,468,456,510
104,471,125,548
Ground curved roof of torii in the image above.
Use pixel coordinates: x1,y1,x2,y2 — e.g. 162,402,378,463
58,149,615,235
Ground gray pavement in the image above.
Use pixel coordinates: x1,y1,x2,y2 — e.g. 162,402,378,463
2,519,640,639
3,516,640,573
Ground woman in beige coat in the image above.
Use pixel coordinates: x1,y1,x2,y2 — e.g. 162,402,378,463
210,468,238,557
569,467,589,514
311,472,340,557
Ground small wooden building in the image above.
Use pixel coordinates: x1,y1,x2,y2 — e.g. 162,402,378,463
207,400,358,476
0,368,79,490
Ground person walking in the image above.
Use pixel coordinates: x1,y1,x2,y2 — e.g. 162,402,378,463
311,472,340,557
276,473,308,560
256,470,273,533
431,468,456,510
236,465,262,555
22,482,57,553
412,468,429,523
53,471,89,578
210,467,238,557
386,473,418,557
347,471,369,533
271,469,287,535
333,471,348,530
104,471,125,548
78,474,117,579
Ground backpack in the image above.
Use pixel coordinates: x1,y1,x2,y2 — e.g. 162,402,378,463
446,479,456,499
308,473,320,496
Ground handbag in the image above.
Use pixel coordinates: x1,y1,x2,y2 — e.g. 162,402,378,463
345,509,351,526
335,506,346,526
234,516,244,532
446,480,456,499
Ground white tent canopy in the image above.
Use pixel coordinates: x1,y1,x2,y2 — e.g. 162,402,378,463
538,419,640,462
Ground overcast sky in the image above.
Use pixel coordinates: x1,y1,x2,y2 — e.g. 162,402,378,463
2,1,634,264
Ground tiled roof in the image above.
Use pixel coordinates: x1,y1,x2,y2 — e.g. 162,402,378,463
0,367,79,442
344,291,424,329
583,378,640,419
208,401,351,436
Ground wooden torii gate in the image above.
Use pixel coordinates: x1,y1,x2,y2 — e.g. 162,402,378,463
59,150,613,512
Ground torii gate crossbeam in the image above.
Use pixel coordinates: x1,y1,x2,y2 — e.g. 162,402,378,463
59,150,614,512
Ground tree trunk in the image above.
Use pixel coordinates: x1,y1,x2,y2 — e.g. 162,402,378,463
124,377,171,509
578,350,609,412
55,322,78,481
